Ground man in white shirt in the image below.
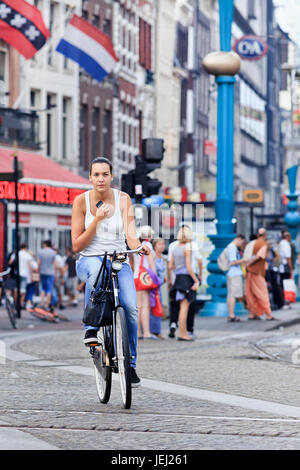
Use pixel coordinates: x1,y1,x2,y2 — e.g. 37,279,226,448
226,234,248,322
279,230,293,287
19,244,33,308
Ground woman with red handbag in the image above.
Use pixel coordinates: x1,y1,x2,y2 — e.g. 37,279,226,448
132,226,158,339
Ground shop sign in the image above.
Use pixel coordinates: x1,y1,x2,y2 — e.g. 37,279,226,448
233,35,269,61
243,189,264,204
57,215,72,226
11,212,31,224
204,140,217,155
0,181,85,205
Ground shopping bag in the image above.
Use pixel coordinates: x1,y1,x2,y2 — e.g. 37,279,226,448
283,278,297,303
82,253,114,327
151,289,164,318
134,255,159,291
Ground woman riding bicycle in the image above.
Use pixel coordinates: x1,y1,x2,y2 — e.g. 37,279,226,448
71,156,150,387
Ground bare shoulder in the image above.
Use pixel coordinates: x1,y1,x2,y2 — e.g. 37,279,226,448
119,191,132,210
72,192,86,213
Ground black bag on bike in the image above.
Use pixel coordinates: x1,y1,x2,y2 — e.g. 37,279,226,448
82,253,114,327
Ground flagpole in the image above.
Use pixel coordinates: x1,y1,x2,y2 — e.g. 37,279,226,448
12,6,75,110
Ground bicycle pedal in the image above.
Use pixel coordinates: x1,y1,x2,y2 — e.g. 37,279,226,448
86,342,99,347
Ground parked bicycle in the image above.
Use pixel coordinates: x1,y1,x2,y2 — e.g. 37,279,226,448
0,268,17,329
85,247,142,410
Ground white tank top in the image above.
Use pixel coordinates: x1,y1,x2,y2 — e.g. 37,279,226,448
80,189,127,256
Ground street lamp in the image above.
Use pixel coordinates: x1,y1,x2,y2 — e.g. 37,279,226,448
200,0,242,316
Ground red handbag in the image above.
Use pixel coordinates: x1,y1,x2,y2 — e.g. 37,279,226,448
134,255,158,291
151,289,164,318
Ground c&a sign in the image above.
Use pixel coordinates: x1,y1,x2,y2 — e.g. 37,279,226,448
0,181,85,205
233,35,269,61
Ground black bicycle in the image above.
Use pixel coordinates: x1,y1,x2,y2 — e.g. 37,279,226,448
85,247,142,410
0,268,17,329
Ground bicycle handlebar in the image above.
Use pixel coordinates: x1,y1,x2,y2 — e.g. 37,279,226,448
79,246,144,258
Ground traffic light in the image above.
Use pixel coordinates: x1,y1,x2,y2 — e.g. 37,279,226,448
141,138,165,197
121,171,135,198
121,139,165,199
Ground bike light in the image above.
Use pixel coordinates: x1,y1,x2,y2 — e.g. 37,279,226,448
112,260,122,272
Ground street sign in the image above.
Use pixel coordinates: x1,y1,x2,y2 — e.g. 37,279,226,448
243,189,264,205
204,139,217,155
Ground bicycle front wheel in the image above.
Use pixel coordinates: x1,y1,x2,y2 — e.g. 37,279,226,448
115,307,132,409
93,327,112,404
5,297,17,329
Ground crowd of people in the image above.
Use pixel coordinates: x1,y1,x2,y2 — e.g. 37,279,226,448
5,240,79,311
225,227,297,322
130,224,202,342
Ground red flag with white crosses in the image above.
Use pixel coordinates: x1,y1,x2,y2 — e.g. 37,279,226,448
0,0,50,59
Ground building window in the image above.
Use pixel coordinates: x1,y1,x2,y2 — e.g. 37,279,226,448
48,2,56,66
92,14,100,28
91,107,99,159
176,23,188,68
139,18,151,70
103,110,111,158
0,51,6,106
240,78,266,144
103,19,111,36
62,97,70,159
80,105,87,169
46,94,56,156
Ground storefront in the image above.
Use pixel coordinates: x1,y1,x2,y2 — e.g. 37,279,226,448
0,148,92,258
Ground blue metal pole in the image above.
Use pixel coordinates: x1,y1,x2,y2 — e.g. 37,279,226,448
285,165,300,242
200,0,246,317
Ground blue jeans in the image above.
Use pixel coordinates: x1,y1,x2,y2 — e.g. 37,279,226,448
76,256,138,368
40,274,55,295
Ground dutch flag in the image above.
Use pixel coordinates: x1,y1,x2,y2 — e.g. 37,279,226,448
56,14,118,82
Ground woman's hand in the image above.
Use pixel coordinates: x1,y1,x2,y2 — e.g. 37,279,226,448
191,280,200,291
95,203,112,221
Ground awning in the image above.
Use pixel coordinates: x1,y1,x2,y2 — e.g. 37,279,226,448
0,148,91,189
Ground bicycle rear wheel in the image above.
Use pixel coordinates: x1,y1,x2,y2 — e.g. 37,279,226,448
93,327,112,404
5,296,17,329
115,306,131,409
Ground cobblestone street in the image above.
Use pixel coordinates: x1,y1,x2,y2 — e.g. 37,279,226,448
0,301,300,452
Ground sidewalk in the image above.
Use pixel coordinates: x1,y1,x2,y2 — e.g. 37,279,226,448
1,296,299,335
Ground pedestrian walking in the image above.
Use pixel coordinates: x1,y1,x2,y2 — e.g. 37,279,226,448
53,247,65,310
65,247,79,306
226,234,248,322
19,244,33,308
168,226,199,341
132,225,158,340
6,249,17,303
265,240,284,310
25,251,40,309
278,230,294,287
245,228,278,321
167,225,202,338
150,238,167,339
37,240,56,309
